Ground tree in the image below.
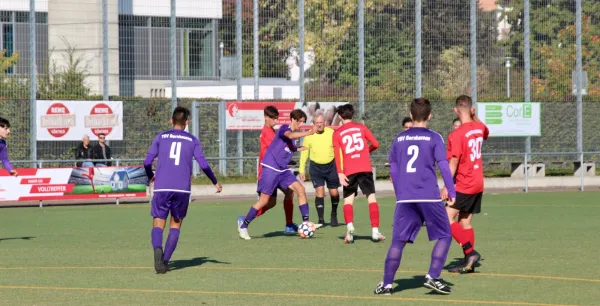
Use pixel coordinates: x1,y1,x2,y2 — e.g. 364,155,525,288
0,50,25,99
38,39,91,99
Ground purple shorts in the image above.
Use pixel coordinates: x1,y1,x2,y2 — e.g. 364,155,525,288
392,201,451,243
257,167,298,196
151,191,191,220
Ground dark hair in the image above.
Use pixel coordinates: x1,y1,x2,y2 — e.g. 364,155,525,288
410,98,432,122
172,106,191,126
98,133,106,138
0,117,10,128
336,104,354,120
290,109,307,122
402,117,412,127
453,117,461,124
455,95,473,109
264,105,279,118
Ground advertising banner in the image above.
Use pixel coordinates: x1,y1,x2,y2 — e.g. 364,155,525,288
476,102,541,137
0,167,147,202
225,101,349,130
36,100,124,141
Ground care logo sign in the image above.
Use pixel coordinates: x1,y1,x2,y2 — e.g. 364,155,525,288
477,102,541,137
36,101,124,141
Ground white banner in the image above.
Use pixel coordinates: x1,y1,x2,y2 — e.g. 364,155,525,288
36,100,124,141
476,102,541,137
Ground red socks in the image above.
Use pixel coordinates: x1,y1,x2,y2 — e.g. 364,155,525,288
368,202,380,227
343,204,354,224
450,222,475,255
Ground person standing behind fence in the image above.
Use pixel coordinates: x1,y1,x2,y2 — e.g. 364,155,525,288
0,117,18,177
92,133,112,166
298,113,340,227
75,135,94,167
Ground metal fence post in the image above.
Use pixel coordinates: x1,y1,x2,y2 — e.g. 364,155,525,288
415,0,422,98
579,153,584,191
524,153,529,193
358,0,365,120
29,0,37,168
524,0,532,162
235,0,244,176
192,101,200,177
299,0,305,104
575,0,583,192
470,0,477,104
170,0,177,112
218,101,227,176
253,0,259,99
102,0,108,101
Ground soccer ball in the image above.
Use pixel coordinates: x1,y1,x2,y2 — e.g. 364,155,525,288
297,221,316,238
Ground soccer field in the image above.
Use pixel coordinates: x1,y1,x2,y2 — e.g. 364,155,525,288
0,191,598,305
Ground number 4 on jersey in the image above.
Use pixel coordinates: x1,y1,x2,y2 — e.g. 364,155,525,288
170,142,182,166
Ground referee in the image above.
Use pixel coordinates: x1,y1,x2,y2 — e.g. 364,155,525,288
299,113,341,226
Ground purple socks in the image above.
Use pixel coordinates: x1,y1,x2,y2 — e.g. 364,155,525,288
428,237,452,279
151,227,163,250
299,203,309,221
241,207,259,229
383,240,406,286
163,228,181,262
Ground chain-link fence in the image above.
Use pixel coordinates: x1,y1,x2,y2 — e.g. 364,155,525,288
0,0,598,181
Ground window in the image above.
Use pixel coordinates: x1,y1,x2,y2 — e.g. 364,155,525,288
186,29,213,77
2,24,14,74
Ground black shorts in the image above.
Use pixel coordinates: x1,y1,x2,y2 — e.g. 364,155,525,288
343,172,375,198
448,192,483,214
309,160,340,189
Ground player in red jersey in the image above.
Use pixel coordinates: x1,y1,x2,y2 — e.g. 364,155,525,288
237,106,297,233
332,104,384,243
441,95,489,273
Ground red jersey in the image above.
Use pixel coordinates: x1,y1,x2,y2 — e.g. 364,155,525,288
257,125,275,179
447,121,489,194
333,122,379,176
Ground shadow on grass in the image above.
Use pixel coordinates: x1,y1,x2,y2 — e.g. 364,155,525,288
168,257,230,271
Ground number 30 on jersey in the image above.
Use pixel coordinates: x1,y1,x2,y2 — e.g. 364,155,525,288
468,137,483,162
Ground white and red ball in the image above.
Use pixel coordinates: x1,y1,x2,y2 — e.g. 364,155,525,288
298,221,316,238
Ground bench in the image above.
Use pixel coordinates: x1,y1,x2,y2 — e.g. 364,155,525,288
573,161,596,177
510,162,545,178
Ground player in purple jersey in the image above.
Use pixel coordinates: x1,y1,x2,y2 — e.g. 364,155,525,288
374,98,456,295
237,109,316,240
0,117,18,177
144,106,222,274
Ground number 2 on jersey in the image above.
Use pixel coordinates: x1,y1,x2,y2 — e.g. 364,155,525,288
342,132,364,154
468,137,483,162
406,145,419,173
170,142,182,166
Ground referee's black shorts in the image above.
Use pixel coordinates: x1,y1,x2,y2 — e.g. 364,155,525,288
309,160,340,189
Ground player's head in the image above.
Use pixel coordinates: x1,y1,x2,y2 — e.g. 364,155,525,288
402,117,413,131
0,117,10,139
98,133,106,144
289,109,307,130
313,112,326,133
453,117,461,130
410,98,432,123
454,95,475,119
82,135,90,145
337,104,354,121
263,105,279,128
171,106,190,129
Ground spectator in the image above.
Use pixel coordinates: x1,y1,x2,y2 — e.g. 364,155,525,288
75,135,94,167
92,133,112,166
402,117,413,130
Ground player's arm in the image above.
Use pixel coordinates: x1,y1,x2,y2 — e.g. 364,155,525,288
0,145,16,176
332,132,344,174
388,142,398,183
193,139,219,187
447,133,462,177
283,129,314,140
434,136,457,201
298,135,311,175
143,136,159,181
363,127,379,152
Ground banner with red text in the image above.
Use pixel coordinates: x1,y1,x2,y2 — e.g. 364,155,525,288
0,167,147,202
225,101,349,130
36,100,124,141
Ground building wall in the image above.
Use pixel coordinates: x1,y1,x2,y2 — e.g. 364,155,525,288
167,84,301,100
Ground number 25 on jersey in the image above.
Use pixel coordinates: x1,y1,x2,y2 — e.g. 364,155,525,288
468,137,483,162
342,132,364,154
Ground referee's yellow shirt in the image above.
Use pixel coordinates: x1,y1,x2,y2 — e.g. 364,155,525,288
299,127,335,174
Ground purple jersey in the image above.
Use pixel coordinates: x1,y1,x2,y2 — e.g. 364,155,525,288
260,125,298,171
389,127,448,203
0,139,13,172
144,129,217,193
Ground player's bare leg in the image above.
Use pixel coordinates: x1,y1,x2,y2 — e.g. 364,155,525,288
328,188,340,226
151,217,168,274
366,193,385,242
288,181,321,228
342,193,355,243
162,217,183,271
315,185,326,225
238,193,272,240
283,189,298,233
